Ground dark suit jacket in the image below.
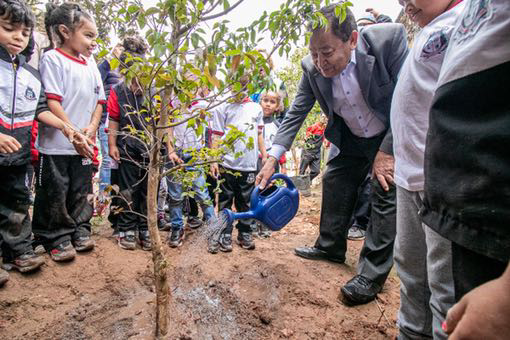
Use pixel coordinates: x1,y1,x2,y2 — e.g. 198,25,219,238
273,23,408,159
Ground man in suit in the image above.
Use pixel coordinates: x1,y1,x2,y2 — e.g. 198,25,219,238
256,4,408,305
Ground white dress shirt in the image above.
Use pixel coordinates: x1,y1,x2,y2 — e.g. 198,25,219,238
269,51,385,160
332,51,385,138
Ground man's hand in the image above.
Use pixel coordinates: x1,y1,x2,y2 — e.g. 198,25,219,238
0,133,21,153
109,145,121,162
255,156,277,189
168,151,183,165
444,269,510,339
210,163,220,179
372,150,394,191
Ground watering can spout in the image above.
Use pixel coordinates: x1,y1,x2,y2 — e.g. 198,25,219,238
232,211,255,220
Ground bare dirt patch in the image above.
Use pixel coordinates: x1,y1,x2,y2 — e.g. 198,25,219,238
0,189,400,339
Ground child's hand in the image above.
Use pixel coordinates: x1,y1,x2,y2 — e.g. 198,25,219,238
0,133,22,153
168,151,183,165
72,133,95,159
210,163,220,178
109,145,120,162
82,123,98,139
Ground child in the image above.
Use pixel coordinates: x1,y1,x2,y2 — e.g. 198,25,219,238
420,0,510,337
298,117,326,182
209,81,267,253
391,0,466,338
256,90,282,238
32,2,105,262
165,90,216,248
107,36,152,251
0,0,90,285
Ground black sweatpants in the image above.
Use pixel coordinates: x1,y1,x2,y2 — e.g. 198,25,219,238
108,168,119,228
117,159,148,233
32,154,94,249
218,167,256,233
0,164,32,260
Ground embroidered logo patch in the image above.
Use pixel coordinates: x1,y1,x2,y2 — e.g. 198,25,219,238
82,158,93,166
247,173,256,184
25,87,36,101
455,0,492,41
421,30,449,59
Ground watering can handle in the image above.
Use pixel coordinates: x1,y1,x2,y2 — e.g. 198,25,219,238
251,174,297,207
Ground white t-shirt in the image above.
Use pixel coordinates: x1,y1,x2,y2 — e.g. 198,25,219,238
37,48,105,155
212,99,263,172
437,0,510,87
263,118,279,151
172,100,209,151
391,2,466,192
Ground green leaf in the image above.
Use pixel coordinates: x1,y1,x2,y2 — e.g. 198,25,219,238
223,0,230,11
145,7,159,16
110,58,120,70
127,5,139,14
225,49,241,56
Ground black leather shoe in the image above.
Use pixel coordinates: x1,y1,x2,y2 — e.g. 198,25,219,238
340,275,381,306
294,246,345,263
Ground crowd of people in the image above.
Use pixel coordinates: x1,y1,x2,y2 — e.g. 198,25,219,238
0,0,509,339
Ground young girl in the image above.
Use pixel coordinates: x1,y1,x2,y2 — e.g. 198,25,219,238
32,3,105,262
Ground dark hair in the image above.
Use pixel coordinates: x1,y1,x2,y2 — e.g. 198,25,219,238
44,2,94,48
0,0,35,29
309,2,357,42
119,35,148,67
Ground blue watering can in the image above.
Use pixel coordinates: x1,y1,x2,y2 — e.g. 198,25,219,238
222,173,300,231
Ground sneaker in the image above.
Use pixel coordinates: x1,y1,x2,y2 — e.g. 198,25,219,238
158,214,171,231
118,230,136,250
186,216,203,229
138,229,152,251
237,232,255,250
207,239,220,254
168,228,185,248
0,267,8,286
219,232,233,252
347,226,366,241
73,236,95,252
10,251,45,272
49,241,76,262
34,244,46,255
257,224,272,238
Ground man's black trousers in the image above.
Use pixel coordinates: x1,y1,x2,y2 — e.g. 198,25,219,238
316,132,396,287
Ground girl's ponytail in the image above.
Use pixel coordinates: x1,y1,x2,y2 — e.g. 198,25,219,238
44,2,57,50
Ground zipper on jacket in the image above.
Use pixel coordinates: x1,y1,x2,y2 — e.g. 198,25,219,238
11,61,17,131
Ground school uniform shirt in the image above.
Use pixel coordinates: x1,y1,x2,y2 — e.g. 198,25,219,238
172,100,210,151
262,116,279,152
212,98,264,172
391,0,465,192
37,48,106,155
421,0,510,263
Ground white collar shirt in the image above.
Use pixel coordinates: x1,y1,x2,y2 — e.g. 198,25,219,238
331,51,386,138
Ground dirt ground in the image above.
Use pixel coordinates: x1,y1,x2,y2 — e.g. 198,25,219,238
0,188,400,339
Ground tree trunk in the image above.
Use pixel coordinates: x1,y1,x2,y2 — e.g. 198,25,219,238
147,89,173,338
147,146,170,337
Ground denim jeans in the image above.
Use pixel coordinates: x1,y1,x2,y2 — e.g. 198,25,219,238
167,171,214,230
98,123,111,196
